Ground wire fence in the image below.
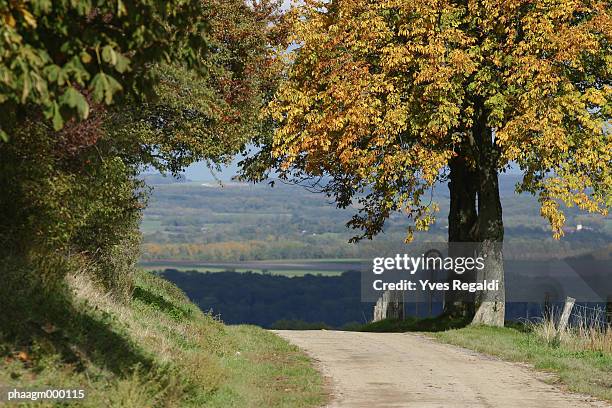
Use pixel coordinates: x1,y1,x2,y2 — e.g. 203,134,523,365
569,303,610,329
533,299,612,331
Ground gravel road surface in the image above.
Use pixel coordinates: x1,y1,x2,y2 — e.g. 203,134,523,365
273,330,609,408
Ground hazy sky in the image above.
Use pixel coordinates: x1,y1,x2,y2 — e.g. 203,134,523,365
183,157,243,182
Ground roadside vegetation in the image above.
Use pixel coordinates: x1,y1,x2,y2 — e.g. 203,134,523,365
0,270,326,407
529,315,612,354
349,316,471,333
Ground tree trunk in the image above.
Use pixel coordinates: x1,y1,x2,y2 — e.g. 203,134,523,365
448,157,478,243
470,99,505,327
471,239,504,326
445,156,477,318
444,98,505,326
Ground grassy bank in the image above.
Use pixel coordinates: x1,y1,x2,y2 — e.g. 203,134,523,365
432,325,612,402
0,270,326,407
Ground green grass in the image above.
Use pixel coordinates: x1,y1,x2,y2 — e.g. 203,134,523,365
206,326,327,407
0,270,327,407
271,320,333,330
351,315,471,332
433,325,612,402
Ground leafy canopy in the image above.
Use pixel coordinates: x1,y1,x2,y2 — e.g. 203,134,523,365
264,0,611,240
107,0,284,174
0,0,209,139
0,0,283,296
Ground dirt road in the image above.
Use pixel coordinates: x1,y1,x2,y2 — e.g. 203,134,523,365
273,330,608,408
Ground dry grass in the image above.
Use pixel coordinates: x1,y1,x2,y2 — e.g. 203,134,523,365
530,310,612,354
570,323,612,354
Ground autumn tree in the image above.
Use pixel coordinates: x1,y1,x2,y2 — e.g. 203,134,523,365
107,0,284,176
248,0,611,326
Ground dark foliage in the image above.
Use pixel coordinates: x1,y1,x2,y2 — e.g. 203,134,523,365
160,269,372,328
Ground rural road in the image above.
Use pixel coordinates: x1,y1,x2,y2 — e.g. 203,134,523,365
273,330,609,408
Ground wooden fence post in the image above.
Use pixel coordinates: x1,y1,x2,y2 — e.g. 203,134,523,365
557,296,576,334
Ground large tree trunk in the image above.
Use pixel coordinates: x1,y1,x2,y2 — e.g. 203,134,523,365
444,156,477,318
470,100,505,327
444,98,505,326
471,239,505,326
448,157,478,243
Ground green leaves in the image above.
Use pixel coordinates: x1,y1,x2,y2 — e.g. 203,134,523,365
0,0,209,138
43,64,63,83
60,87,89,119
0,0,280,305
90,73,123,105
101,45,131,73
43,101,63,131
105,0,283,174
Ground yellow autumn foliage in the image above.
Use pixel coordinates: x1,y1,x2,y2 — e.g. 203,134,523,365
268,0,610,239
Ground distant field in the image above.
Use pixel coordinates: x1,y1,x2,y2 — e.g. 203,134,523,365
140,178,611,263
142,266,343,277
140,218,163,233
138,259,364,276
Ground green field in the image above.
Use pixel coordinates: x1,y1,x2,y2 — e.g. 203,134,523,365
140,178,611,264
139,258,364,277
141,265,344,277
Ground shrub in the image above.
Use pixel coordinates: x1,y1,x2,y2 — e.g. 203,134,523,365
0,120,145,307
